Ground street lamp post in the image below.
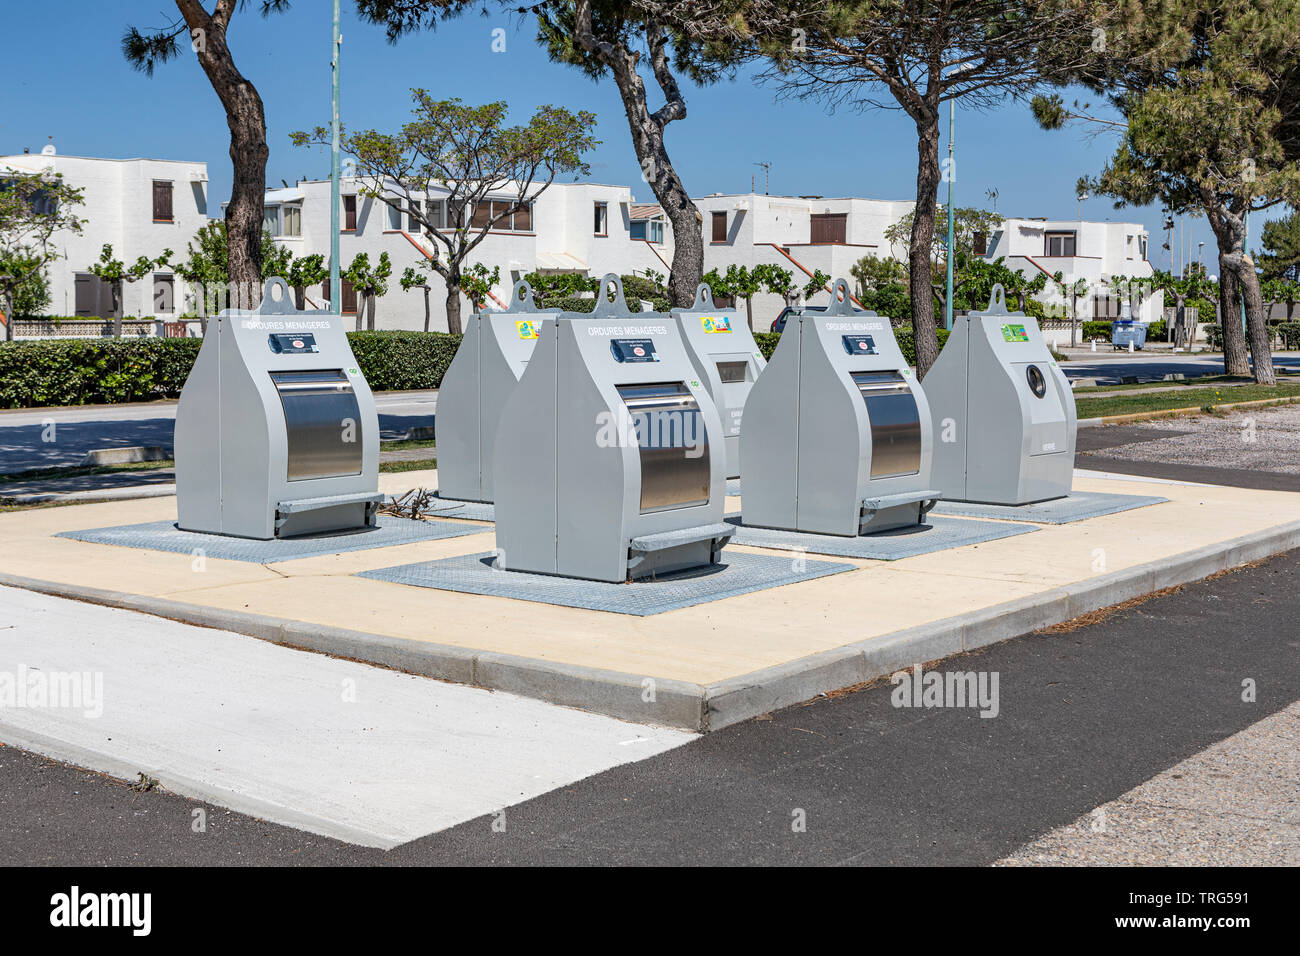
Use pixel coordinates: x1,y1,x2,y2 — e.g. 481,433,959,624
943,66,975,333
329,0,342,317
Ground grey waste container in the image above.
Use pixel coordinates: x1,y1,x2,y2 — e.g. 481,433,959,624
1111,320,1148,350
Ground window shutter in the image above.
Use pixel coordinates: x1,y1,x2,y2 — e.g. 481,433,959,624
153,181,173,221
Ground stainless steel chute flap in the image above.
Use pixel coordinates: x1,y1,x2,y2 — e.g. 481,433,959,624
269,368,363,481
850,370,921,478
616,381,711,513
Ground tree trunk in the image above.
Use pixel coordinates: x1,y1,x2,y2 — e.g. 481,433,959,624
3,289,14,342
575,17,703,307
909,114,942,379
1237,255,1275,384
445,277,464,336
178,1,268,309
745,295,753,330
1216,259,1248,373
422,288,431,333
112,282,123,337
367,294,376,331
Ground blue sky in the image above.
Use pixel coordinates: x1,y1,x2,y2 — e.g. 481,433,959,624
0,0,1253,276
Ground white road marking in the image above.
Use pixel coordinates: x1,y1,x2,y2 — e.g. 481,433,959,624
0,585,693,848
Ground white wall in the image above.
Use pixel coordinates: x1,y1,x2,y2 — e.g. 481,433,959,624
0,151,209,321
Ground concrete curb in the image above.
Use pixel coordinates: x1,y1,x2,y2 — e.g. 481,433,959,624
4,518,1299,733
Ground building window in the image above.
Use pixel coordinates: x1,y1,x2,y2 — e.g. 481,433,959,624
470,201,492,229
387,201,402,230
153,180,173,222
630,219,664,243
1139,235,1148,259
711,211,728,243
1044,231,1076,256
282,205,301,237
810,213,846,244
409,198,423,231
154,274,175,314
594,201,608,236
487,199,533,232
343,195,357,231
263,205,280,235
973,231,987,257
423,199,445,231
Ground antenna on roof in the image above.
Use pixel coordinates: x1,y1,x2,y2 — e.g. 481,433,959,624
753,161,770,195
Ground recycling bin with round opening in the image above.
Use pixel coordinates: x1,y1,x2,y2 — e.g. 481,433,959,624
669,284,767,479
741,278,940,536
436,280,557,503
492,274,733,582
175,277,381,539
925,283,1077,505
1110,319,1147,350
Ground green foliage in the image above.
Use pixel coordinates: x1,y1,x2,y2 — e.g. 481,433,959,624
1259,212,1300,281
522,271,599,299
400,265,428,291
9,263,50,317
173,221,290,288
884,206,1003,268
459,262,500,306
344,252,393,298
0,330,470,408
0,337,201,407
345,330,460,390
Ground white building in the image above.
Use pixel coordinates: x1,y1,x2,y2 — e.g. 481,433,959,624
982,217,1160,323
0,143,1159,333
0,144,208,322
263,176,675,328
695,193,916,325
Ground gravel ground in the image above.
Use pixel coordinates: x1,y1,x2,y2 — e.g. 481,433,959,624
1083,403,1300,474
997,701,1300,866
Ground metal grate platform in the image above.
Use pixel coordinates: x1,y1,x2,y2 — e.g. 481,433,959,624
358,550,853,616
929,491,1169,525
723,514,1035,559
57,515,488,563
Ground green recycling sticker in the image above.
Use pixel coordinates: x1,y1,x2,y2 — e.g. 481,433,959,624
1000,324,1029,343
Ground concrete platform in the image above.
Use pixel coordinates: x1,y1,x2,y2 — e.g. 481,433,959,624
1,468,1298,732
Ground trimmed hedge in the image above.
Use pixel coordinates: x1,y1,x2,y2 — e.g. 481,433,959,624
346,330,461,391
0,337,203,408
1203,321,1300,351
0,330,465,409
548,295,647,313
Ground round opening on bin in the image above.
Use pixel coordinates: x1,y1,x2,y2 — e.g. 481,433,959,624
1026,363,1047,398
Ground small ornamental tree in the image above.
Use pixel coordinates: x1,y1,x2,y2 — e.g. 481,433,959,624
88,243,173,336
286,253,329,311
0,171,85,340
460,262,501,311
400,265,432,331
343,252,393,331
293,94,596,334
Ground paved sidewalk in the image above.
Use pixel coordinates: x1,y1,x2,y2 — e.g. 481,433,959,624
0,584,691,848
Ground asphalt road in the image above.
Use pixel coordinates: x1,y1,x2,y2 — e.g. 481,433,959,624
1059,351,1300,383
0,391,438,473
